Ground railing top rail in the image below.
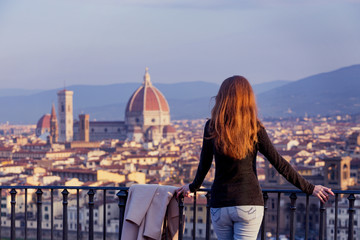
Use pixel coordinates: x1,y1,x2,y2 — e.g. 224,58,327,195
195,188,360,195
0,185,359,194
0,185,129,191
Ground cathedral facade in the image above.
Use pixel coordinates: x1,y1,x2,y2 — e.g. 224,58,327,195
36,68,176,144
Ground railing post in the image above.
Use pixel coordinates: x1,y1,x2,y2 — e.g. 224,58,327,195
348,194,355,240
0,188,2,240
62,189,69,240
192,191,196,240
305,194,309,240
117,189,128,240
36,189,43,240
10,188,17,240
77,189,81,240
51,188,53,240
289,193,297,240
88,189,95,240
276,192,281,240
205,192,211,240
334,193,339,240
319,200,325,240
178,193,184,240
261,192,268,240
103,189,107,240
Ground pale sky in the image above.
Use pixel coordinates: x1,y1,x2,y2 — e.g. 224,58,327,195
0,0,359,89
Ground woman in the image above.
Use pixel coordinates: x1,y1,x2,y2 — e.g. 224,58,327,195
176,76,334,240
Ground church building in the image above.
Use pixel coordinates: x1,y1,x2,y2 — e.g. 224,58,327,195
37,68,176,145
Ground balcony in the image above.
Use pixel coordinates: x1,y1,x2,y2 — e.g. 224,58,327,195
0,185,358,240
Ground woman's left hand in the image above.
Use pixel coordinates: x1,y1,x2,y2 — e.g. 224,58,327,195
176,184,191,198
312,185,334,203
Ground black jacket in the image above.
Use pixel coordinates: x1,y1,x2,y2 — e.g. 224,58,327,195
189,120,315,207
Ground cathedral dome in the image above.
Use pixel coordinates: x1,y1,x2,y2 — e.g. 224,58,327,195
36,114,51,137
125,68,169,113
37,114,51,129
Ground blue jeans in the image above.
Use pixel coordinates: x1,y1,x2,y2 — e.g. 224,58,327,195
210,206,264,240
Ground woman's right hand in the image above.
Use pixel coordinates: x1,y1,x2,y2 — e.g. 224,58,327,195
176,184,191,198
312,185,334,203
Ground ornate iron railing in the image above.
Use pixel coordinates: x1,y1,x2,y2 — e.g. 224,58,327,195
0,186,358,240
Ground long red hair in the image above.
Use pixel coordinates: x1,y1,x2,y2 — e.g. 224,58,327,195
209,76,260,159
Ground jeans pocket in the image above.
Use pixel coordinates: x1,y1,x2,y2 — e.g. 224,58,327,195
231,206,257,222
210,208,221,223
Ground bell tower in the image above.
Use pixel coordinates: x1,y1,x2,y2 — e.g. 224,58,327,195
49,103,58,143
324,156,352,190
57,89,74,142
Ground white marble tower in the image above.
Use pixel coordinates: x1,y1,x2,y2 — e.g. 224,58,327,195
57,89,74,142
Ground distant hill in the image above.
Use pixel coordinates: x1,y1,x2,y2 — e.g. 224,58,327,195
257,64,360,117
0,65,359,124
0,81,220,124
0,88,44,97
253,80,290,95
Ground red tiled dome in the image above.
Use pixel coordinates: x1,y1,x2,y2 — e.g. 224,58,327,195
163,125,176,134
36,114,51,129
126,69,169,113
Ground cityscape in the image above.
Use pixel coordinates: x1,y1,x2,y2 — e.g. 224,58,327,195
0,68,359,239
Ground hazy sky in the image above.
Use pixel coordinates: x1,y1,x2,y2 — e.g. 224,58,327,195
0,0,359,89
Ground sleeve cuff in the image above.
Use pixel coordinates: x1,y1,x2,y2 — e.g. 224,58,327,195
189,183,197,192
308,183,315,195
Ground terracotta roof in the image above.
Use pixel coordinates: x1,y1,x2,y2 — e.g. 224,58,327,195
51,168,96,174
125,70,169,113
36,114,51,129
163,125,176,134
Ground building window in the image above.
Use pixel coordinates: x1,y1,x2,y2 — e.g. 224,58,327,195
91,128,94,133
136,118,140,123
118,128,121,132
198,207,203,212
61,104,65,112
152,118,155,122
198,218,203,223
104,128,107,133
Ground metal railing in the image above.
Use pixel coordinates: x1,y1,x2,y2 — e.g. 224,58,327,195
0,186,358,240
